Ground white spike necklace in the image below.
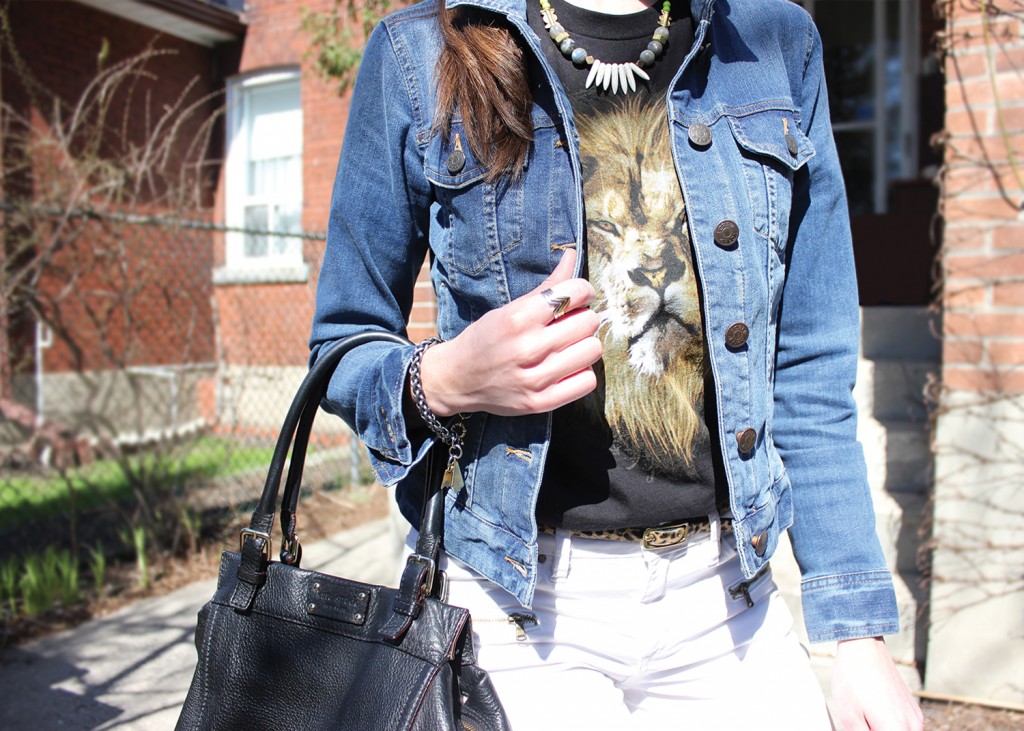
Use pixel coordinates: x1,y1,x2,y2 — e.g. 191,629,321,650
539,0,672,94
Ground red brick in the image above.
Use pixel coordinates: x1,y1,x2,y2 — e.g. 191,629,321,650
942,224,990,251
943,18,1021,51
943,339,986,364
989,340,1024,363
945,251,1024,279
943,165,1006,196
944,194,1023,222
945,312,1024,338
945,107,991,137
993,280,1024,306
944,365,1024,394
994,223,1024,249
944,281,989,308
944,131,1023,166
995,45,1024,74
946,70,1024,110
995,105,1024,133
947,50,989,80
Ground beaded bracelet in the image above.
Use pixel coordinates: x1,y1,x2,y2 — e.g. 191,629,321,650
409,337,467,491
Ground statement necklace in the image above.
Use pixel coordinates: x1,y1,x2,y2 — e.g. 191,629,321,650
539,0,672,94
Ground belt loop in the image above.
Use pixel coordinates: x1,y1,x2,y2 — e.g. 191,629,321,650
708,510,722,565
552,528,572,580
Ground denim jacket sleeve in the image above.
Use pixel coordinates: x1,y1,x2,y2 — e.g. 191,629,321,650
773,18,899,643
309,21,436,485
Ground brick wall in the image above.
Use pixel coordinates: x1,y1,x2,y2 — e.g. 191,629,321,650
927,0,1024,705
940,2,1024,393
1,2,221,377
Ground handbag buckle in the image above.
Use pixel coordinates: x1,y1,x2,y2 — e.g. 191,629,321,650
281,536,302,566
239,528,272,561
407,553,437,596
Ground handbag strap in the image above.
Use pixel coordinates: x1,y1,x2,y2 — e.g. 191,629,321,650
228,331,453,639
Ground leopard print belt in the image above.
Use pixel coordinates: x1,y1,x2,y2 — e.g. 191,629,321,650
539,517,734,550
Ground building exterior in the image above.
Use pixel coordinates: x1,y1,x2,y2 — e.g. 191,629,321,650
0,0,243,450
928,0,1024,706
0,0,1020,707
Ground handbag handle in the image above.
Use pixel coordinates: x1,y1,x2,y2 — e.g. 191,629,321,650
228,331,452,641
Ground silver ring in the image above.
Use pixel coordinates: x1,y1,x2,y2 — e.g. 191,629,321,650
540,288,571,320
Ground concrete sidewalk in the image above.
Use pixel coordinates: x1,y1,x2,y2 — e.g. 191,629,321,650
0,519,400,731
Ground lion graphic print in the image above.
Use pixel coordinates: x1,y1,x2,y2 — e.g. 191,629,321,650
577,99,708,480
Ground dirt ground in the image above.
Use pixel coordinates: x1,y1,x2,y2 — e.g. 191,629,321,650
921,699,1024,729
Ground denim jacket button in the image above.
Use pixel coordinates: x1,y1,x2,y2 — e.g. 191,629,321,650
725,322,749,349
688,123,712,147
446,149,466,174
736,428,757,454
751,530,769,556
713,220,739,248
785,133,799,156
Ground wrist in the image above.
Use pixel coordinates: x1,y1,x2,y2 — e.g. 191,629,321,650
415,338,458,418
836,636,885,659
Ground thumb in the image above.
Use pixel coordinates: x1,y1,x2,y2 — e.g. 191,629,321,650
533,248,578,294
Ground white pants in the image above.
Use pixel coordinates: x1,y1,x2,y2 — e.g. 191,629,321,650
407,522,834,731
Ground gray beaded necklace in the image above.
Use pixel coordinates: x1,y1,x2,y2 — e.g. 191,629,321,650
539,0,671,94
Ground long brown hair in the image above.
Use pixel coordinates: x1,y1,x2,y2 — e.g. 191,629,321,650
435,2,534,181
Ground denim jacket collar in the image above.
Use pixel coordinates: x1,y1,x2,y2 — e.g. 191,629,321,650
443,0,717,26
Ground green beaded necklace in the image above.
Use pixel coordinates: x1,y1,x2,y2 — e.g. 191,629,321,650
539,0,672,94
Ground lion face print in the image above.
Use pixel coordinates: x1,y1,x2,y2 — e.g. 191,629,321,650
577,99,707,478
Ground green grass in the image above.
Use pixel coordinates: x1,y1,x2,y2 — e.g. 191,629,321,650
0,438,276,529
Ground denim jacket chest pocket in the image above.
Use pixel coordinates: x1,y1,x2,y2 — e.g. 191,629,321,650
725,107,814,255
423,121,525,281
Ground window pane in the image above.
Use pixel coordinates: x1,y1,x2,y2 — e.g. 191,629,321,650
884,0,904,182
244,205,269,257
815,1,876,124
247,82,302,160
229,72,303,265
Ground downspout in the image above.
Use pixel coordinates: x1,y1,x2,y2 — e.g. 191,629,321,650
34,319,52,428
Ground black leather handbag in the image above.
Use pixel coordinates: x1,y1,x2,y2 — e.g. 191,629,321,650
176,331,510,731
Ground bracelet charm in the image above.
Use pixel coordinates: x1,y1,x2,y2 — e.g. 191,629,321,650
409,337,467,492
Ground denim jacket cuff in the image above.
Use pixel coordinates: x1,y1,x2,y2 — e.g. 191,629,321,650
800,570,900,643
358,344,437,486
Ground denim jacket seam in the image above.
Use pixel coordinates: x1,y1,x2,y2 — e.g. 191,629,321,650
800,570,894,592
809,623,901,643
381,15,428,139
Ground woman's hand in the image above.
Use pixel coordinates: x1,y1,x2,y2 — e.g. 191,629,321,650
419,249,602,417
831,636,924,730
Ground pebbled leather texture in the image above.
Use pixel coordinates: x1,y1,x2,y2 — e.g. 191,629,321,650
176,553,511,730
176,332,510,731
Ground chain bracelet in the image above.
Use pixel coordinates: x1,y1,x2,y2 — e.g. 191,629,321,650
409,337,461,447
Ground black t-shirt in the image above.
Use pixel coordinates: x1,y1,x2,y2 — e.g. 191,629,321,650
529,0,727,529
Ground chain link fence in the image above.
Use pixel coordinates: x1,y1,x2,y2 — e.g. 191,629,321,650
0,210,372,566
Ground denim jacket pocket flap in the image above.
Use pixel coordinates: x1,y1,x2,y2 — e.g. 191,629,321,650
726,109,815,171
424,124,489,189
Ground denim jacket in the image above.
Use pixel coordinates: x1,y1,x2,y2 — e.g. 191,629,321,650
310,0,900,643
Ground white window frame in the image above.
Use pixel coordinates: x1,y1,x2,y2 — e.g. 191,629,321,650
802,0,921,214
215,68,308,285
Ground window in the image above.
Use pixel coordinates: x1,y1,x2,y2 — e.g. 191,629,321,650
217,69,306,284
801,0,921,216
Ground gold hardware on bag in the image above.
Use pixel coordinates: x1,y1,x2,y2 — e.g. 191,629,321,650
239,528,272,560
